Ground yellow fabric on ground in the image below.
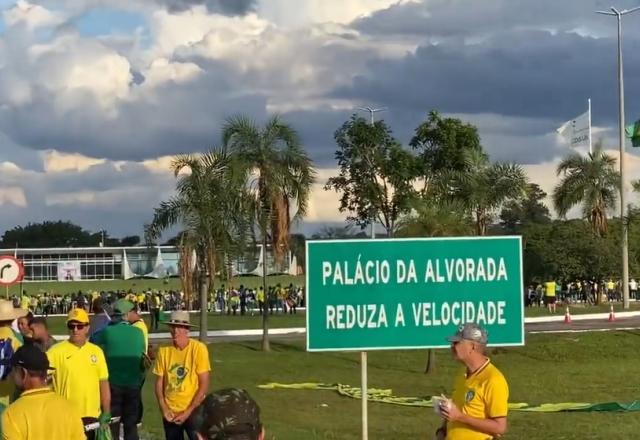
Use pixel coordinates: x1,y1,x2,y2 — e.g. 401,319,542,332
257,383,598,412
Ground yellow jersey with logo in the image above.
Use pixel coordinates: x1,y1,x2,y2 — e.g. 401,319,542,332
152,339,211,413
544,281,556,297
447,361,509,440
132,319,149,353
47,340,109,418
0,326,21,406
2,387,86,440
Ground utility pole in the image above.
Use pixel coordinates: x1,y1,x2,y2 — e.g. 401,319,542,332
596,6,640,309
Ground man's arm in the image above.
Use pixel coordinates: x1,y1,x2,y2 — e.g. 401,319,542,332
442,404,507,437
172,372,209,424
99,380,111,415
155,374,174,422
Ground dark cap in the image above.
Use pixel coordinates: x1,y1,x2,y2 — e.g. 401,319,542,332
191,388,261,440
11,345,54,371
113,299,135,315
447,323,488,344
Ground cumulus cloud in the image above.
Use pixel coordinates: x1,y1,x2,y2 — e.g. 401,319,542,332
148,0,256,14
1,0,640,235
3,0,64,30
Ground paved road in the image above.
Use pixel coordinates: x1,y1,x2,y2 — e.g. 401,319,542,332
151,316,640,344
526,315,640,333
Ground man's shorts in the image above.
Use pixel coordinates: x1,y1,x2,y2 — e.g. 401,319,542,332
544,295,556,305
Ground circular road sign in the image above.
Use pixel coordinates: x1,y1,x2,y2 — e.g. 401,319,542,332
0,256,24,286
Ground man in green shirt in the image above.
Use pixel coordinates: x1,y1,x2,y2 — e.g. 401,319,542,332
93,299,145,440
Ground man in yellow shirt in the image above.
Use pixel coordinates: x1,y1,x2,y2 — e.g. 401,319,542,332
0,300,26,409
2,344,85,440
435,323,509,440
47,308,111,440
18,295,29,313
543,279,557,314
153,310,211,440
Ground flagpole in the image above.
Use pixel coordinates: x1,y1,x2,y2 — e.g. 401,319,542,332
588,98,593,155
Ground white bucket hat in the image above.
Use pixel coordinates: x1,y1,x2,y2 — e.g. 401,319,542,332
0,300,27,322
165,310,195,327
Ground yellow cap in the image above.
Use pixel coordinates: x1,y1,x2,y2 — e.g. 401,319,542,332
67,308,90,324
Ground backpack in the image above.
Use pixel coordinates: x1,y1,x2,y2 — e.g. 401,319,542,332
0,338,15,380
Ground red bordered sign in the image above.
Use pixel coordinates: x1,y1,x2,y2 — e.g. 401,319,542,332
0,256,24,286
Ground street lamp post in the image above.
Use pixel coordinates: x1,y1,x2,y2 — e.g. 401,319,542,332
354,105,385,440
596,6,640,309
357,106,386,240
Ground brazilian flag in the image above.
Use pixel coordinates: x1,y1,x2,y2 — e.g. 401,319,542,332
626,119,640,147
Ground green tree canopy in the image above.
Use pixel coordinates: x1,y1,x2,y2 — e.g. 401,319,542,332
438,149,527,236
325,115,417,237
2,221,114,248
222,114,315,351
500,183,551,233
410,110,486,193
146,148,253,341
553,143,620,236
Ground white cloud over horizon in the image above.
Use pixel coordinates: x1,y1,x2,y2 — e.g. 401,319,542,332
1,0,640,237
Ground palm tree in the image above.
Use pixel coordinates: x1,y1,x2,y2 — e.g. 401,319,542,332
553,144,620,236
223,115,315,351
439,149,528,235
145,148,253,342
396,198,473,238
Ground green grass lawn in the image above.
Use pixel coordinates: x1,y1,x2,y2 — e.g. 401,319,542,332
136,331,640,439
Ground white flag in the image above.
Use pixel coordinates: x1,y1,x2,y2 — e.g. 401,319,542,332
556,111,590,148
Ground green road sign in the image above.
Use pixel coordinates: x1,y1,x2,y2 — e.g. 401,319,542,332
306,236,524,352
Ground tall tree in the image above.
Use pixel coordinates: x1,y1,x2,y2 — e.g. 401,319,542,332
397,199,473,238
410,110,486,193
325,115,416,237
439,150,527,236
223,115,315,351
2,221,96,248
146,149,252,341
553,144,620,236
500,183,551,233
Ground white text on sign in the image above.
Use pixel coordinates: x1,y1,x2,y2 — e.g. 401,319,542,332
322,257,508,286
325,301,507,330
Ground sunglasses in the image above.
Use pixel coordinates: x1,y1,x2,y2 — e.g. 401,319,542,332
67,323,87,330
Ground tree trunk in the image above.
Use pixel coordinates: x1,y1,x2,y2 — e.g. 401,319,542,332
261,234,271,352
424,349,436,374
475,209,486,236
198,270,208,343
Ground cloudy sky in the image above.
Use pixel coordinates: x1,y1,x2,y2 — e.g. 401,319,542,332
2,0,640,240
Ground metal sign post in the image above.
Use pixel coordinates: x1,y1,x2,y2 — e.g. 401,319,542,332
361,351,368,440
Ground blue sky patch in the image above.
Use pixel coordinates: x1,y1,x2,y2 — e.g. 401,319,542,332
75,7,146,37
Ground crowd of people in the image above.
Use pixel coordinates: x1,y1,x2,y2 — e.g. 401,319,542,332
10,283,306,320
0,296,266,440
211,284,304,316
525,278,638,312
